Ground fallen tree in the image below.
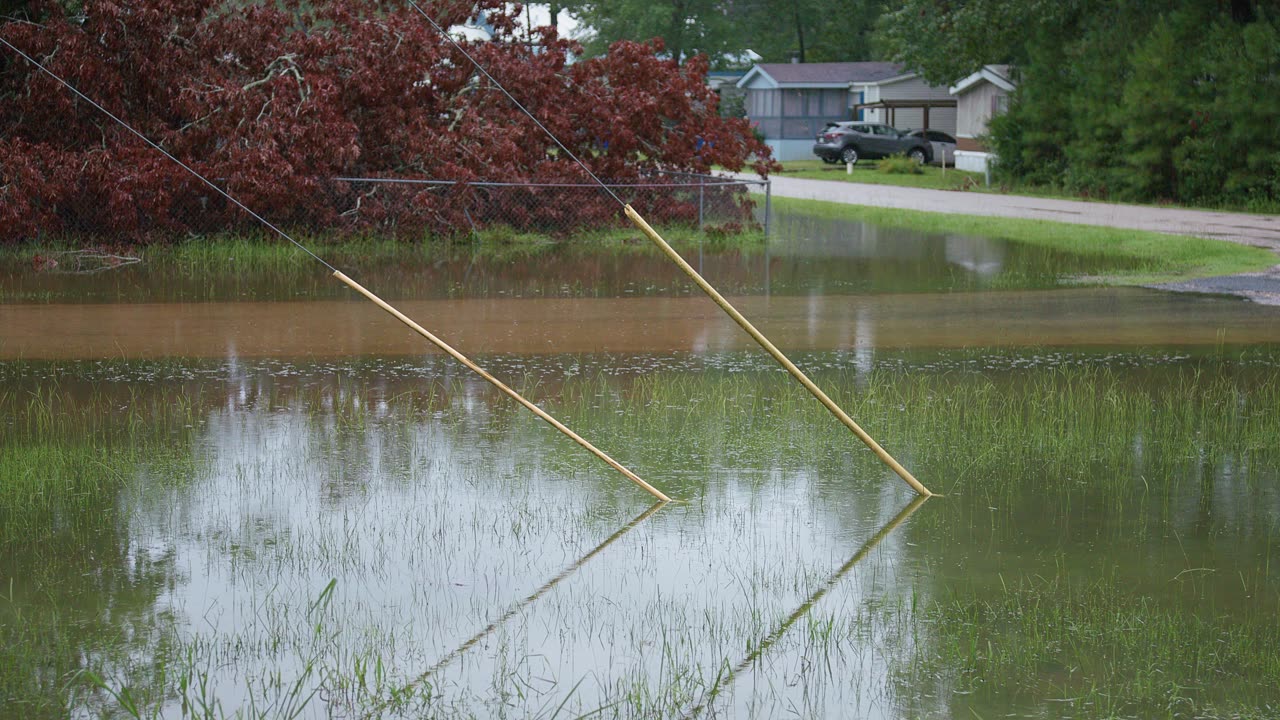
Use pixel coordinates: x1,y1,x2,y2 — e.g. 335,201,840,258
0,0,775,243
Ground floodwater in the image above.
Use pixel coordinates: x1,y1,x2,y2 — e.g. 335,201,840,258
2,210,1279,719
3,288,1280,360
0,217,1135,305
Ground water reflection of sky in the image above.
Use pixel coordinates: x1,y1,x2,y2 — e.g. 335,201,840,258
2,347,1243,716
119,365,925,717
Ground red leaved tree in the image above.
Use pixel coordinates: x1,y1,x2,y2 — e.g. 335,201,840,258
0,0,775,244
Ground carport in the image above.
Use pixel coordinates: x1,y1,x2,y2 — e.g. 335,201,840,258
852,99,957,130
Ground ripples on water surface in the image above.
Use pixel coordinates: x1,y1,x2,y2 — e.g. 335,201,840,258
2,347,1279,719
1,211,1279,718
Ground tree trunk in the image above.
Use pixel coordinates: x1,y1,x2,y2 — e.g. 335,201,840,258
667,0,687,62
792,0,807,63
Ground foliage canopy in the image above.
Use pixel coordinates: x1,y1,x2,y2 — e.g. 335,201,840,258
565,0,885,66
0,0,774,243
878,0,1280,208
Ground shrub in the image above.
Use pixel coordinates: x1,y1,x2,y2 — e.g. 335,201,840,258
876,155,924,175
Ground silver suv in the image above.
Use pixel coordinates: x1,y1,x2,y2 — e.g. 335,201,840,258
812,121,933,165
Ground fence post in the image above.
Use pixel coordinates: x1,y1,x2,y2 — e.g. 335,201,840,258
764,179,772,239
698,174,705,230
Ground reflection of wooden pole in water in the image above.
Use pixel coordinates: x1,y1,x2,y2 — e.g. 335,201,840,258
366,500,666,716
683,495,929,718
623,206,932,498
333,271,670,503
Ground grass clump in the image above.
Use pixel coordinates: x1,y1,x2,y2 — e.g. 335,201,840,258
876,155,925,175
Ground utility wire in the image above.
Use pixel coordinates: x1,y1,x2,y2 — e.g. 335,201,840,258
0,29,673,503
0,35,339,274
403,0,627,207
336,176,753,188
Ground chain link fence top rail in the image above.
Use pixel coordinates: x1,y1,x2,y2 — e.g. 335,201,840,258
6,172,770,245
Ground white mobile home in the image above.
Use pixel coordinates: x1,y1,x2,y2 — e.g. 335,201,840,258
949,65,1017,173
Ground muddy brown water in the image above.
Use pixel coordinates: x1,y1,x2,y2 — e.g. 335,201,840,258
2,211,1278,719
3,288,1278,360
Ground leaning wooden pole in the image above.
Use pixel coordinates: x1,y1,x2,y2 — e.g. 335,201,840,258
624,206,932,497
333,271,670,503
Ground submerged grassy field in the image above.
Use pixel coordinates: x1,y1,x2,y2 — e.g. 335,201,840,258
3,196,1278,717
2,349,1277,718
2,222,763,271
0,223,774,304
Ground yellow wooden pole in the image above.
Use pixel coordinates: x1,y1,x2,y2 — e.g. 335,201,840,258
624,205,932,497
333,271,670,503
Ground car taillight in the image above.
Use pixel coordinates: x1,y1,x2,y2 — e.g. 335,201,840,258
821,132,839,142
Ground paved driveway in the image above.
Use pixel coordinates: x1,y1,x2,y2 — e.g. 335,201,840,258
733,173,1280,304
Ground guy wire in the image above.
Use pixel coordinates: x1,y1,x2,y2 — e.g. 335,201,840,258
403,0,627,207
1,31,670,502
399,3,933,497
0,36,338,275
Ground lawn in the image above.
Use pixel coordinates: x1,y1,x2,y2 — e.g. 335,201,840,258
777,159,987,191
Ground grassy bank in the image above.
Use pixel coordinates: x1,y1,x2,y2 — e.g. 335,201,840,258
773,196,1278,284
0,222,765,271
0,223,768,304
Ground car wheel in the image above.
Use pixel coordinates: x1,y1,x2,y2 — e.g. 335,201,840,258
821,157,839,165
840,147,859,165
908,148,927,164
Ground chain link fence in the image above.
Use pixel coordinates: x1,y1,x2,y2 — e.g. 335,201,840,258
320,171,771,240
7,171,770,245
